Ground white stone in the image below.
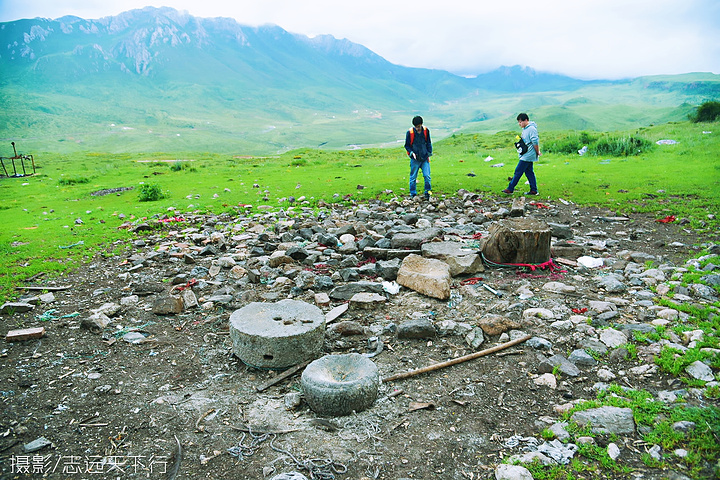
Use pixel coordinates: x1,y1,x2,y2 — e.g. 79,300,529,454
534,373,557,389
495,464,533,480
657,308,679,320
599,328,628,348
523,308,555,321
651,318,670,327
550,320,574,331
685,361,714,382
588,300,616,313
339,233,356,244
629,364,656,376
607,443,621,460
543,282,576,294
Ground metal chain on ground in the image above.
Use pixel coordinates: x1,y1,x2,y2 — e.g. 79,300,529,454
337,416,383,444
227,428,275,461
269,436,347,480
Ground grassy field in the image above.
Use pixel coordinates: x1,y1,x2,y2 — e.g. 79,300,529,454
0,120,718,303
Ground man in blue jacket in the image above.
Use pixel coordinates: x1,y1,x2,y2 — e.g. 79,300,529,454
404,115,432,200
503,113,540,195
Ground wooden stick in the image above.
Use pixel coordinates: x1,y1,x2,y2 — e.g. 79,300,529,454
16,285,71,291
382,334,532,383
255,359,312,392
229,424,300,435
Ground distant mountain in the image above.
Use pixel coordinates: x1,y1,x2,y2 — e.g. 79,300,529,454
1,7,718,154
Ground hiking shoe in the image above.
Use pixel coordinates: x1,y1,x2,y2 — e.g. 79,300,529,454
424,193,430,201
502,189,514,194
525,191,539,195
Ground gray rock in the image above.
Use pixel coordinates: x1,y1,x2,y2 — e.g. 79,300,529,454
397,318,436,339
629,251,657,263
81,312,112,334
465,327,485,349
390,228,443,249
685,360,714,381
494,464,533,480
571,406,635,434
599,328,628,348
578,338,608,355
568,349,597,366
690,283,718,300
547,222,574,239
313,275,334,290
349,292,386,309
152,295,184,315
548,421,570,440
0,302,35,314
527,337,553,350
598,276,627,293
538,354,581,377
23,437,52,453
596,311,619,322
375,258,402,280
421,241,484,276
329,281,384,301
205,294,234,305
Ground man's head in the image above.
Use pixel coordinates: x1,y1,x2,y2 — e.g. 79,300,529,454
412,116,424,127
517,112,529,128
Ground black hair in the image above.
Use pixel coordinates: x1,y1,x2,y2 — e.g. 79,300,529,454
516,113,529,121
412,116,424,126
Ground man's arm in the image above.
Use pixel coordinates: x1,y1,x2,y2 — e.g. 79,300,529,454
427,129,433,157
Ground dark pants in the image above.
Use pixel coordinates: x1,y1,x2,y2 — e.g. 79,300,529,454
507,160,537,192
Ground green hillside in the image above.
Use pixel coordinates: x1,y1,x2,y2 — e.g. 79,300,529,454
1,8,719,156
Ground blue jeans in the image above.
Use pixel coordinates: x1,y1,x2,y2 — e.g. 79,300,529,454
409,159,431,196
507,160,537,192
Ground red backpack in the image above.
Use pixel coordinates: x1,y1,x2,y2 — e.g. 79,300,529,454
409,127,428,144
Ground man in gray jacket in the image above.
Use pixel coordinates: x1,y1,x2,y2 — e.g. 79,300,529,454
503,113,540,195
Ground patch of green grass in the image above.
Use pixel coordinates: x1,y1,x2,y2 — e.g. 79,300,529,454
58,176,91,186
655,346,716,381
540,384,720,479
0,121,719,304
619,343,638,361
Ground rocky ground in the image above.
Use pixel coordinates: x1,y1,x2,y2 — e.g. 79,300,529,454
1,190,718,480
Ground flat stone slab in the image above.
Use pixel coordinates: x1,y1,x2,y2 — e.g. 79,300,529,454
229,299,325,370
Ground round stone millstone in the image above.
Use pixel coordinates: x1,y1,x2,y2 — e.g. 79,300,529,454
229,299,325,370
301,353,380,417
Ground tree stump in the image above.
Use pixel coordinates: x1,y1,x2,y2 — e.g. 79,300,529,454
482,218,551,265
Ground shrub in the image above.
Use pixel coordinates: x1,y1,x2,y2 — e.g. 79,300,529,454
58,176,90,186
544,131,597,155
137,183,166,202
690,101,720,122
592,135,654,156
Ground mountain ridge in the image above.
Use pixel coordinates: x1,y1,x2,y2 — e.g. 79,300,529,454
1,7,718,154
0,7,597,92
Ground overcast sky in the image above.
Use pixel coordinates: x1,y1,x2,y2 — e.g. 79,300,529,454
1,0,718,80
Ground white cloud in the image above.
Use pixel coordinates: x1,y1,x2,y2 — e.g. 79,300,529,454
0,0,718,79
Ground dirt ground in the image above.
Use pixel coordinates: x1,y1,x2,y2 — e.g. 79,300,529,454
0,195,716,480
